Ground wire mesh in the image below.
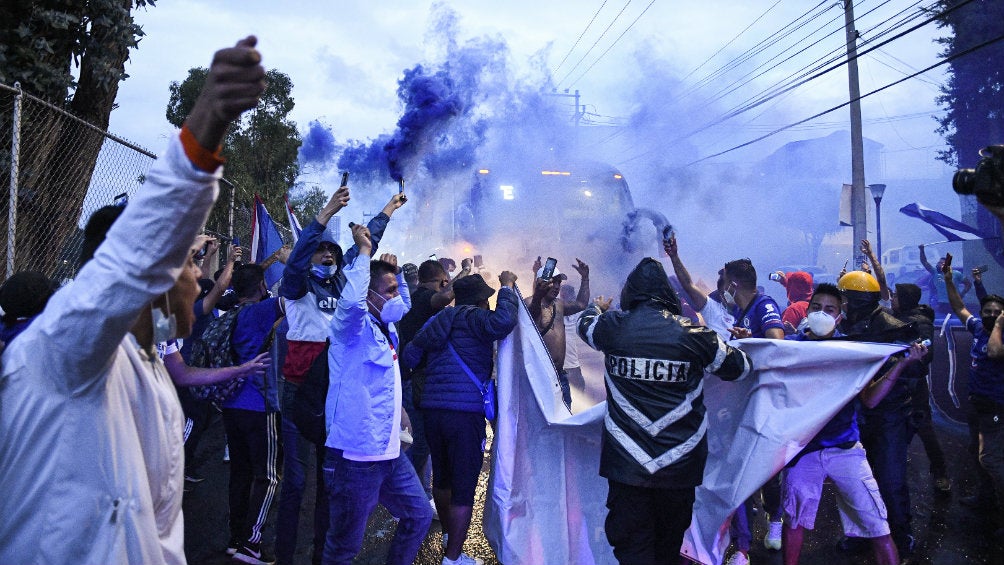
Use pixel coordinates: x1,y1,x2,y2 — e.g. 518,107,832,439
0,82,291,285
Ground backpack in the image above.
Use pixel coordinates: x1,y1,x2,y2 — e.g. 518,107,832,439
290,341,330,445
189,304,249,405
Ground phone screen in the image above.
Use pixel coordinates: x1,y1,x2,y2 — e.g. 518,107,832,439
542,257,557,281
473,255,484,268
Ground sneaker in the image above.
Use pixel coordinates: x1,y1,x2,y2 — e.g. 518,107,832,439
934,476,951,494
223,444,230,463
184,474,205,484
764,520,783,550
226,538,241,556
442,553,483,565
724,551,750,565
430,498,440,521
233,542,275,565
442,533,448,550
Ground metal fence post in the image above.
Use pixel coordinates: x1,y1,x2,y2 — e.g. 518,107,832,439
7,82,22,278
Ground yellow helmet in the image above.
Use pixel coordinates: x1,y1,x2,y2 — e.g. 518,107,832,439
838,271,880,292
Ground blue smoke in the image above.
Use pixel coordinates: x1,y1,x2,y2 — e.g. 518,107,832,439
299,120,338,165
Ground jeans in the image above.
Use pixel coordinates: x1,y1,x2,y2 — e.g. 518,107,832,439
860,405,915,553
276,381,328,565
322,448,433,565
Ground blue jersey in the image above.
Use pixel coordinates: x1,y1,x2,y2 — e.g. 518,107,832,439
732,293,784,338
965,315,1004,405
787,330,858,452
225,297,283,412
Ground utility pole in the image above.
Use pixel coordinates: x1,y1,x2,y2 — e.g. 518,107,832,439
844,0,868,269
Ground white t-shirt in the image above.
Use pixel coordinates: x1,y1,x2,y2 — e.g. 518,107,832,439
700,298,735,341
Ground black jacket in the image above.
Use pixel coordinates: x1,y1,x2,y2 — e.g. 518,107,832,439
839,304,920,412
577,258,752,488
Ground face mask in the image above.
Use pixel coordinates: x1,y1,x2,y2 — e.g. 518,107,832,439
722,285,737,308
982,316,999,331
368,290,409,324
806,310,836,336
312,264,337,279
377,295,408,324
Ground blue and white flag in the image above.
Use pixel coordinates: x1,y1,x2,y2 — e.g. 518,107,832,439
284,193,303,245
899,202,995,241
251,194,285,288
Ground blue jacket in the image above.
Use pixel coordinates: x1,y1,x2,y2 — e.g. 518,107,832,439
403,287,518,413
324,253,411,455
280,213,389,343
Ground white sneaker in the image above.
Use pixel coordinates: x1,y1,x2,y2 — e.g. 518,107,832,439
442,554,483,565
724,551,750,565
441,533,448,550
764,519,783,550
223,444,230,463
430,498,439,521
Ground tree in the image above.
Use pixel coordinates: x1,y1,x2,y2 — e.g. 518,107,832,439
166,67,301,240
933,0,1004,168
933,0,1004,268
0,0,155,274
289,184,327,223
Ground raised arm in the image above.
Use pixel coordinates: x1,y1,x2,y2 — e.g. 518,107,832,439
280,186,349,299
918,244,935,275
861,239,890,302
35,37,265,385
664,235,708,311
943,261,971,321
563,259,591,316
973,268,988,301
332,224,373,335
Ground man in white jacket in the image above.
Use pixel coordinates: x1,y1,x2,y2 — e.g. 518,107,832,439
0,36,266,565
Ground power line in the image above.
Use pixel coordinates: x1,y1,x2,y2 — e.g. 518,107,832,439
555,0,635,87
553,1,609,75
680,0,785,82
567,0,658,88
685,30,1004,165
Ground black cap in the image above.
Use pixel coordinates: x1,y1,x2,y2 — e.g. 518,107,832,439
453,274,495,306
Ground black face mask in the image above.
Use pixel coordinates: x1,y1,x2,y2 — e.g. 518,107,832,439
844,291,879,320
982,316,999,331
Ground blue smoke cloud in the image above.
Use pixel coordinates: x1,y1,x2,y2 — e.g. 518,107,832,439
299,120,338,165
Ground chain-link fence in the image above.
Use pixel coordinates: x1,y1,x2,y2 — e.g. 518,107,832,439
0,82,289,285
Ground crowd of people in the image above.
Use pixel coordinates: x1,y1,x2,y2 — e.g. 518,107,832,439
0,36,1001,565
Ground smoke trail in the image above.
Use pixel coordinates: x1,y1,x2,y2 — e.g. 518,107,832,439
299,120,338,165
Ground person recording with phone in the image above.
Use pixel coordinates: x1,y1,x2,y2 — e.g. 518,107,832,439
941,254,1004,539
527,256,590,410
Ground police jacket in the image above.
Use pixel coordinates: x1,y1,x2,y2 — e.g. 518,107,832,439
403,288,518,413
577,258,752,489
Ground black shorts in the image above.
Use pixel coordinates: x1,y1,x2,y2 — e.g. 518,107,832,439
423,409,487,506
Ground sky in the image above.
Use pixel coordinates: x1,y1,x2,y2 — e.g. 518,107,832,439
105,0,967,292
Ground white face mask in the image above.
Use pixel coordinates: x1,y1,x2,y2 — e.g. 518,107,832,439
806,310,836,336
151,294,177,343
369,291,409,324
722,283,737,308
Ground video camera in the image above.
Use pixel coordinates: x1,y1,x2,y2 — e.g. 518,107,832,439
953,145,1004,206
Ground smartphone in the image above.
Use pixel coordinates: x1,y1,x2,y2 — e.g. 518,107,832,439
473,254,484,268
113,192,128,207
541,257,557,281
429,253,438,262
340,171,349,187
194,241,210,260
232,236,242,264
977,264,989,274
944,252,953,270
769,272,782,282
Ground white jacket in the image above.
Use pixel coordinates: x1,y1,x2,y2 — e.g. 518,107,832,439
0,133,219,564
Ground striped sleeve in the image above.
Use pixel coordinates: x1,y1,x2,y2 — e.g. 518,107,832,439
577,304,605,350
700,330,752,381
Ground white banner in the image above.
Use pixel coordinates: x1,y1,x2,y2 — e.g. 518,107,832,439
485,300,905,565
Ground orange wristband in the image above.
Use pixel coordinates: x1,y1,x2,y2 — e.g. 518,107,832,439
180,124,225,173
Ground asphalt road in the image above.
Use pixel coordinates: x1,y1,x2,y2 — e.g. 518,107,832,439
183,408,1002,565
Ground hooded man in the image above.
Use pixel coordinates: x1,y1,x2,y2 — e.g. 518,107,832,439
837,271,920,558
0,271,56,346
577,258,752,564
772,270,814,334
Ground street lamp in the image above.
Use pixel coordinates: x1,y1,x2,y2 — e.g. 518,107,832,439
868,183,887,261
